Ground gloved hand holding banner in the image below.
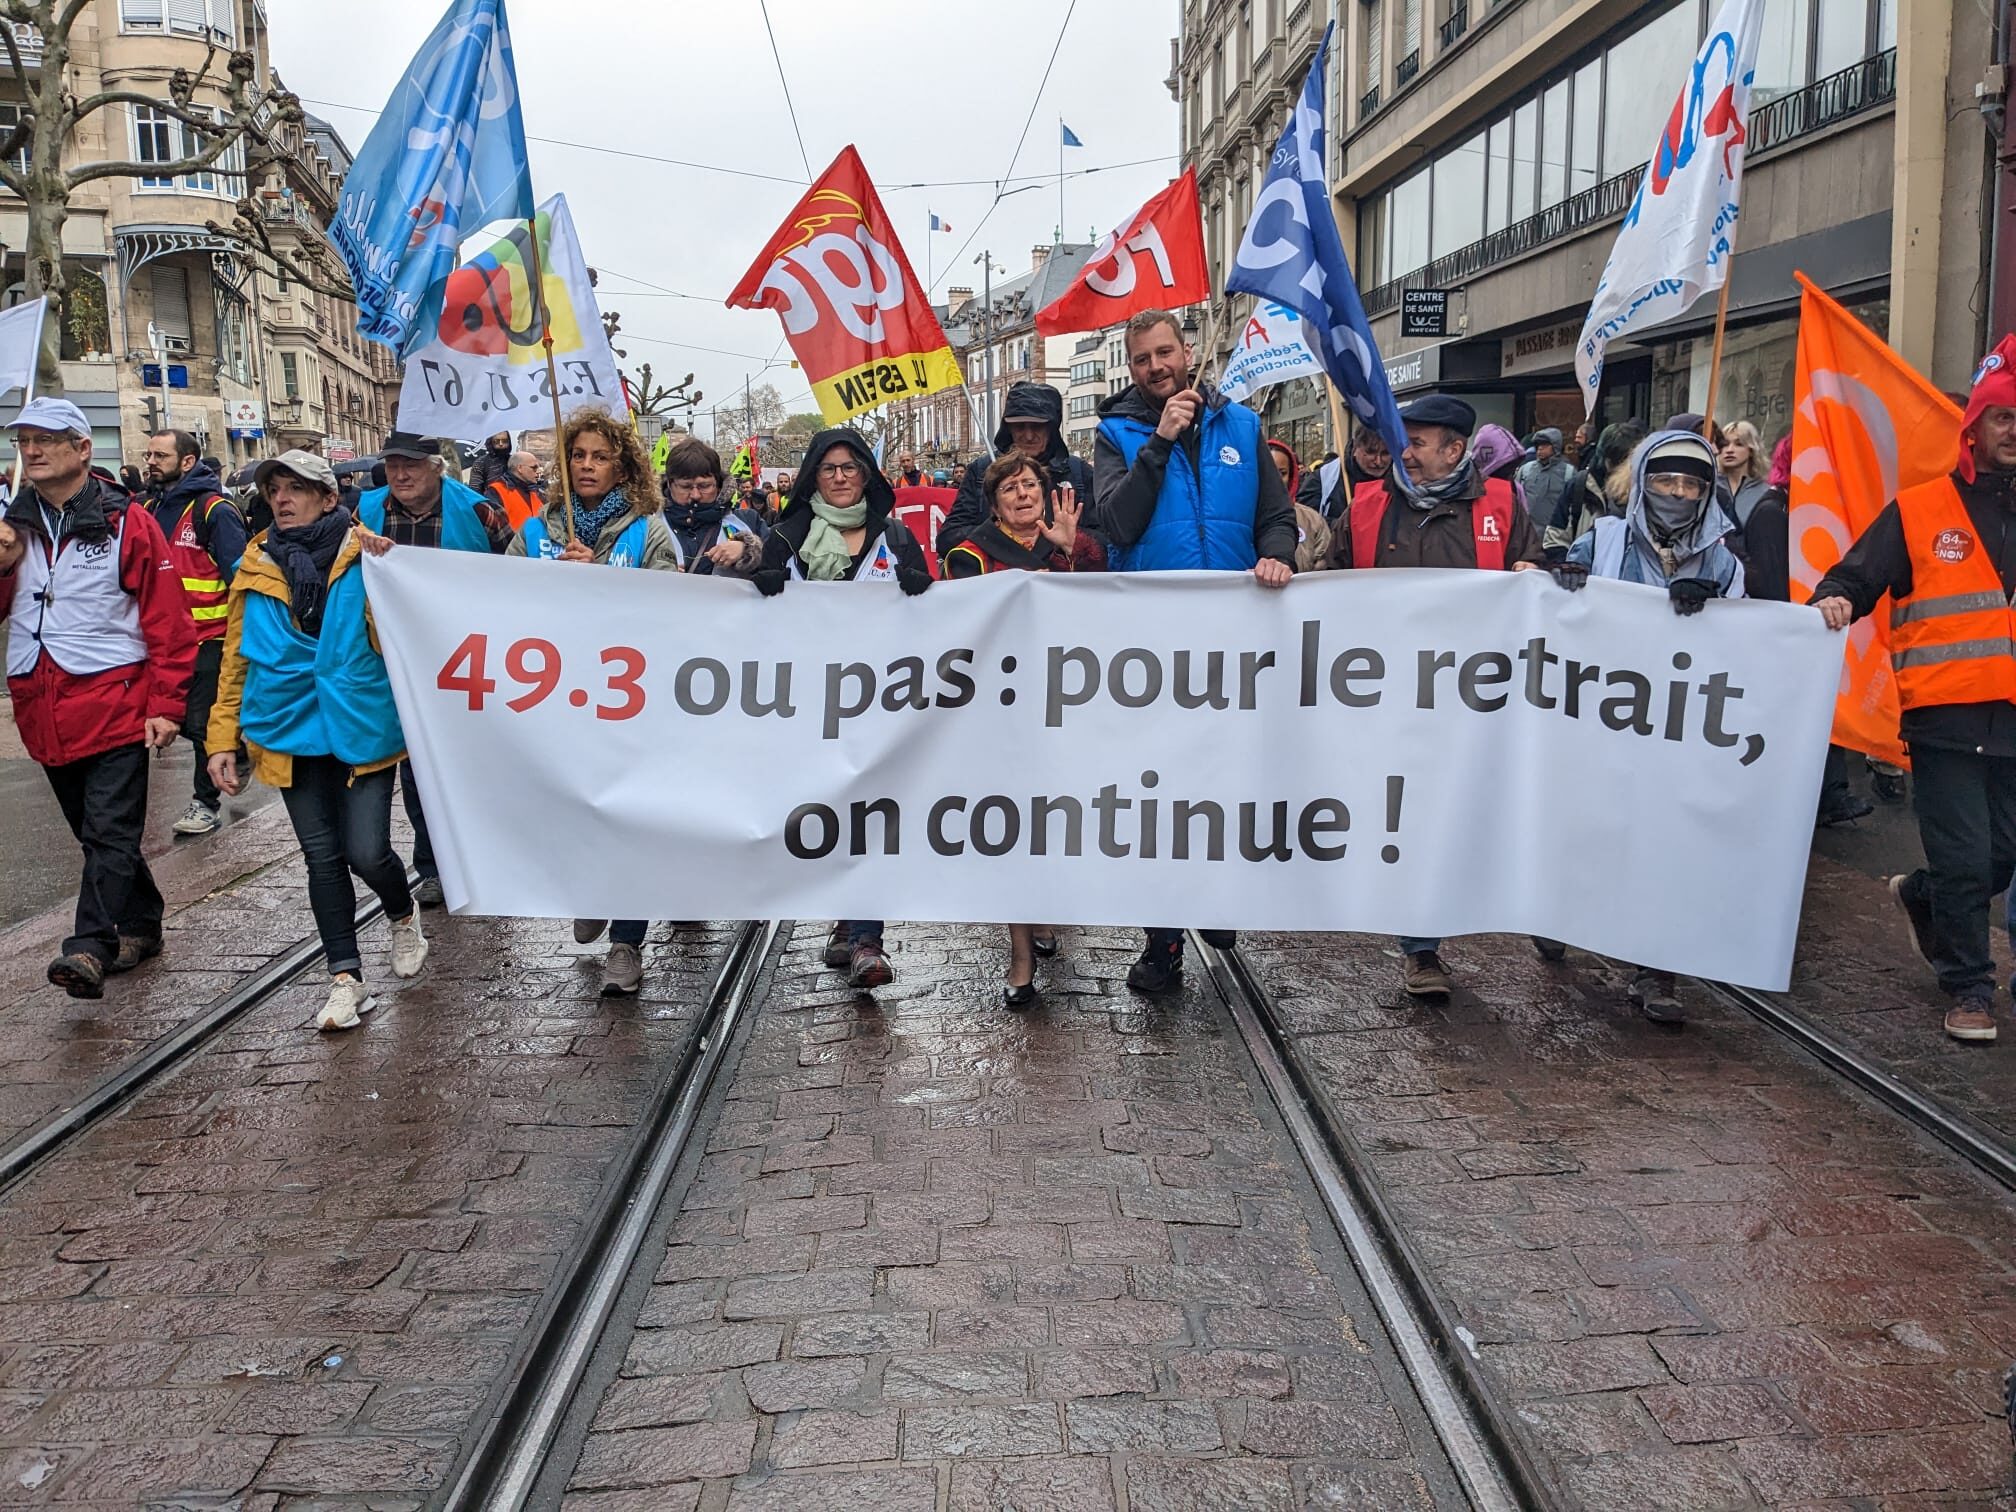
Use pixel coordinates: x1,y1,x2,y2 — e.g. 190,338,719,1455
365,553,1842,990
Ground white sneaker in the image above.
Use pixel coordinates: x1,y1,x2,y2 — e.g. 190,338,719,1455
574,918,608,944
317,974,375,1031
602,943,643,996
172,800,220,837
389,912,429,979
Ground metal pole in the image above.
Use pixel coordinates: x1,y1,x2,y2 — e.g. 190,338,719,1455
983,257,996,439
523,214,577,544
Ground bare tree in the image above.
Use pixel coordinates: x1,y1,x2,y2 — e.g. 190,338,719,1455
0,2,315,386
624,362,701,419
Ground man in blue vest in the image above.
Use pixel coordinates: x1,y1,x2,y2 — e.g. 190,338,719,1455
1093,307,1296,996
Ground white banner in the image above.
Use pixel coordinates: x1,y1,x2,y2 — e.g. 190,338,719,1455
364,552,1843,989
1219,300,1324,404
1574,0,1763,411
395,193,622,442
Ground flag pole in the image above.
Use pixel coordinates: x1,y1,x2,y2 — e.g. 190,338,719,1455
1698,267,1736,443
1058,118,1065,246
523,210,578,544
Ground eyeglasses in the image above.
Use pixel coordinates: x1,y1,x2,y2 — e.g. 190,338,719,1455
817,462,862,478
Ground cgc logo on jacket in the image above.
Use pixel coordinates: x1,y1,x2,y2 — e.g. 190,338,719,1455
1219,445,1242,466
1933,527,1975,563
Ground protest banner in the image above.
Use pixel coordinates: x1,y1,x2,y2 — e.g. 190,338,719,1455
364,554,1841,990
890,483,954,578
394,194,622,442
727,146,961,425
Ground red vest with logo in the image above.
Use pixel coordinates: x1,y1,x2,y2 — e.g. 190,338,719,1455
165,493,231,641
1349,477,1515,570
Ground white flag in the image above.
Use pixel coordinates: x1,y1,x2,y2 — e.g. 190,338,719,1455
395,194,622,442
1574,0,1764,413
0,297,48,403
1218,300,1325,404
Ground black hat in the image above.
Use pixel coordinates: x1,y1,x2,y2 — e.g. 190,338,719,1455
1397,395,1476,438
380,431,439,460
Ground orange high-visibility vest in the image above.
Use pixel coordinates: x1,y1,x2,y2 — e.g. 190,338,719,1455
164,493,231,641
1889,477,2016,711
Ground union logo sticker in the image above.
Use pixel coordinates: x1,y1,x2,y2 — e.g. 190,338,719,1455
1933,527,1975,563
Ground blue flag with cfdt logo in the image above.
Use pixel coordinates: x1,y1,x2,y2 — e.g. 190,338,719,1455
1226,21,1407,470
329,0,534,356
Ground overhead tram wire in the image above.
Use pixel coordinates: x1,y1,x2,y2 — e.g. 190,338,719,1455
759,0,815,182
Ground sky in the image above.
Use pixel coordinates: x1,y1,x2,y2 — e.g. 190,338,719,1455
268,0,1185,444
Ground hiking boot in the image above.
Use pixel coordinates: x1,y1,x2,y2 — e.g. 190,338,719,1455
388,912,428,980
1402,951,1454,998
1126,948,1183,995
412,876,445,909
108,934,163,974
1871,768,1908,804
1816,794,1875,827
317,974,375,1031
573,918,608,945
1888,874,1937,969
1198,929,1238,950
1944,993,1998,1043
1629,968,1685,1024
172,799,220,837
847,942,894,990
602,943,644,996
1532,936,1568,963
47,952,105,1000
824,924,853,968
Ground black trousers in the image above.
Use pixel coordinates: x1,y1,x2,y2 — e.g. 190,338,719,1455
398,759,435,882
181,638,224,809
279,757,412,979
1901,745,2016,997
44,742,163,962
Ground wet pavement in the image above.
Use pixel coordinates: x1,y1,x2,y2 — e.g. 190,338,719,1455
556,921,1462,1511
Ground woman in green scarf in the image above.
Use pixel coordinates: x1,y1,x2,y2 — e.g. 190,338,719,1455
754,428,933,989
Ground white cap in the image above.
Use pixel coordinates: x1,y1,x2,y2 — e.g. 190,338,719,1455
7,397,90,437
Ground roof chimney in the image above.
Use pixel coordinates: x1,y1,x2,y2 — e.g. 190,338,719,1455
948,286,974,314
1031,245,1051,269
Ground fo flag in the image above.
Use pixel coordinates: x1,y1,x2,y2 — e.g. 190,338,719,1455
1575,0,1763,411
1226,23,1407,468
394,194,622,442
1034,169,1208,338
1788,272,1963,767
728,146,960,426
329,0,534,356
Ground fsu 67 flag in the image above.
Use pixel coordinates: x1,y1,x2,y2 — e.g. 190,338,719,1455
728,147,960,426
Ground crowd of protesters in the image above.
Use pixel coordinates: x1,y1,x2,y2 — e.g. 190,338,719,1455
4,310,2013,1047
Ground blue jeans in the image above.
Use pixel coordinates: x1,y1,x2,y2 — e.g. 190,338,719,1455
611,919,648,946
843,920,884,946
1399,936,1441,955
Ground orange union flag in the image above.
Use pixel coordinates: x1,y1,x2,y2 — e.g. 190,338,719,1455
1789,271,1963,765
728,146,961,426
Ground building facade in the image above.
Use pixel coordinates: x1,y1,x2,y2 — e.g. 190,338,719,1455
1335,0,1960,454
0,0,398,473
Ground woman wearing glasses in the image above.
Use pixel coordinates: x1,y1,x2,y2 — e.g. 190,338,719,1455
660,437,766,575
755,428,932,990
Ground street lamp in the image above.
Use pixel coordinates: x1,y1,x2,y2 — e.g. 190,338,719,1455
973,252,1008,439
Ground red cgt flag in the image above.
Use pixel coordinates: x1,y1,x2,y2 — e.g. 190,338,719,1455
1034,168,1209,338
727,145,960,426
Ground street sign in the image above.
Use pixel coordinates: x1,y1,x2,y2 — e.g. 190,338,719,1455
1401,289,1449,339
225,398,264,429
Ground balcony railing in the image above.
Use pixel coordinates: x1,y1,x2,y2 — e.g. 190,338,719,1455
1360,48,1897,318
1395,50,1420,88
1359,84,1381,118
1438,4,1468,49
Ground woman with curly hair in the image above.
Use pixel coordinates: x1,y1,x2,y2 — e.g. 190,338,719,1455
508,407,680,993
508,407,679,569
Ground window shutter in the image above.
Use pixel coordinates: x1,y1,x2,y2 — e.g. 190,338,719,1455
208,0,235,38
151,265,191,344
120,0,165,28
167,0,207,34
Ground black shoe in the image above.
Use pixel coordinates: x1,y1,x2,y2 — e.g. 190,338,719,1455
1629,969,1685,1024
1816,795,1875,827
1126,950,1183,995
1198,929,1238,950
1003,981,1038,1009
1532,937,1567,963
108,934,163,974
47,952,105,1000
412,877,445,909
1031,932,1059,959
1888,874,1938,969
823,924,852,969
1871,770,1908,804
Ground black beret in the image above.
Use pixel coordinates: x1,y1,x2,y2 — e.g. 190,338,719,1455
1397,395,1476,438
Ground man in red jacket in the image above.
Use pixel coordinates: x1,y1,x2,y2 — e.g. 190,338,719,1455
0,397,195,998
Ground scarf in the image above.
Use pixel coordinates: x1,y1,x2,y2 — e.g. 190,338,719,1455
801,494,867,581
665,498,728,537
1393,456,1479,513
967,519,1056,572
573,487,631,551
266,505,352,635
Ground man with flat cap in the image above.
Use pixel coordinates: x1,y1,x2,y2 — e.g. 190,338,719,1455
1329,393,1547,999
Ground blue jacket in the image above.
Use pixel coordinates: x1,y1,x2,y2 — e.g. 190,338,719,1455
236,541,403,766
358,477,493,553
1093,385,1292,572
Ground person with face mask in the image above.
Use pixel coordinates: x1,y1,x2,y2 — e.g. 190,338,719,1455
1553,429,1746,1022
